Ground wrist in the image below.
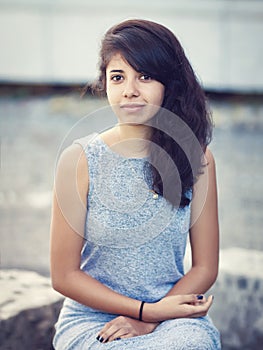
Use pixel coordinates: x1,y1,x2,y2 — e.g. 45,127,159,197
139,301,145,321
141,302,158,322
144,320,160,333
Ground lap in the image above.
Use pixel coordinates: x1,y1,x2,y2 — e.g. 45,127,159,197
53,307,221,350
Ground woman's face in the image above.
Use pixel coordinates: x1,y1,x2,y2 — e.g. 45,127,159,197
106,53,165,125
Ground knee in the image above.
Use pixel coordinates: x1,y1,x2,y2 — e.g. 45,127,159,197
173,327,218,350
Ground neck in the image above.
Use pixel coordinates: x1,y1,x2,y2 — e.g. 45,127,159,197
114,123,152,158
117,123,152,140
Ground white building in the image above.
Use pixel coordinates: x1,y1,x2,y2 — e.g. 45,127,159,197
0,0,262,93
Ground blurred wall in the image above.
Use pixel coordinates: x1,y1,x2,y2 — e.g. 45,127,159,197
0,0,262,92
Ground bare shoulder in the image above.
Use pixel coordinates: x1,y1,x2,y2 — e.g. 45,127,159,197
55,143,89,192
57,143,88,173
204,147,216,171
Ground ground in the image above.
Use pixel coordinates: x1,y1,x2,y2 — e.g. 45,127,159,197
1,90,263,275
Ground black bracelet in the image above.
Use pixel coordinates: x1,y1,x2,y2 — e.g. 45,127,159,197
139,301,145,321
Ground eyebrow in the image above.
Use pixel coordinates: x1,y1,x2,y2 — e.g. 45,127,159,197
109,69,124,73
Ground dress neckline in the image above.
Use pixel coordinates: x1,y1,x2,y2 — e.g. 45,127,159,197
97,134,149,161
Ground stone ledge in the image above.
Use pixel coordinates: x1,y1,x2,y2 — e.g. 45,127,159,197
210,248,263,350
0,270,63,350
0,269,62,320
0,299,63,350
1,248,263,349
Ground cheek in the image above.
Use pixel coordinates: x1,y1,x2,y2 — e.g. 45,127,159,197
105,76,112,97
106,81,120,104
106,89,118,105
106,82,114,103
154,85,165,106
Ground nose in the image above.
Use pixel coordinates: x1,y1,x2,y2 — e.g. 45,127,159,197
122,79,139,98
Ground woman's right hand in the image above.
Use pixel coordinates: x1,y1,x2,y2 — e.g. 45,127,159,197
143,294,213,322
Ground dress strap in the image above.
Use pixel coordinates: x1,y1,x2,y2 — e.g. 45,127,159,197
73,133,98,150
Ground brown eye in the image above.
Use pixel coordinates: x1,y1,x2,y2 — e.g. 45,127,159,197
140,74,152,81
111,75,123,82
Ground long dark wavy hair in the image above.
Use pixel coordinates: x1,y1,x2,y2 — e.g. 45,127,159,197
87,19,213,208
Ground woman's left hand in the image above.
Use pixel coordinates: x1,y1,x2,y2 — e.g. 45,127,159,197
96,316,159,343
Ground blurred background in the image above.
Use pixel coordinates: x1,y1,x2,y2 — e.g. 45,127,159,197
0,0,263,348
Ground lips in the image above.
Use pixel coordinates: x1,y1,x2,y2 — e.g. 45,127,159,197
120,103,146,112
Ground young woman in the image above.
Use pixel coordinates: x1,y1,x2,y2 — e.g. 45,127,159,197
50,19,221,349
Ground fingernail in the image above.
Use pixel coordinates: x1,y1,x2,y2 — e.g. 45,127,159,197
96,335,100,341
115,337,121,341
99,337,104,343
197,294,203,300
212,295,215,300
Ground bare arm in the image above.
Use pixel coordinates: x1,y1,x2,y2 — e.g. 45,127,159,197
139,148,218,323
50,144,141,319
165,148,219,296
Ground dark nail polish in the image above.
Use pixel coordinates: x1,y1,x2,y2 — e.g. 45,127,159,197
99,337,104,343
96,335,100,341
115,337,121,341
197,294,203,300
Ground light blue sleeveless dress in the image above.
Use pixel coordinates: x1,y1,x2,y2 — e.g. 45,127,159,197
53,134,221,349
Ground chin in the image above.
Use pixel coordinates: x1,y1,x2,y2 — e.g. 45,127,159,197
117,112,156,126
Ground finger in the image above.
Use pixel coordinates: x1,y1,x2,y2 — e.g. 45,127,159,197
96,329,108,342
178,294,201,305
97,324,120,343
96,320,112,338
96,317,123,343
189,295,214,316
200,295,213,308
206,294,214,308
119,333,134,340
191,294,207,306
107,329,130,343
